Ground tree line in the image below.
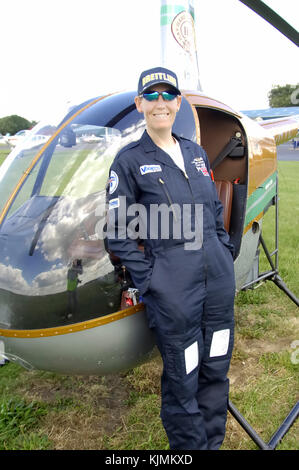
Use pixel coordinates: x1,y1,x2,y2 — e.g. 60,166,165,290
268,83,299,108
0,115,37,136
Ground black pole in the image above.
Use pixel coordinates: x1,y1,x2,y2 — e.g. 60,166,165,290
273,275,299,307
233,173,298,449
228,400,271,450
238,0,299,46
259,235,276,272
268,401,299,449
241,270,276,290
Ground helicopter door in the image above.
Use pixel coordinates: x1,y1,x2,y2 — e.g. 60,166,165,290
195,106,247,258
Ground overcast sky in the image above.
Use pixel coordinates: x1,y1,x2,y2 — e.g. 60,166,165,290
0,0,298,122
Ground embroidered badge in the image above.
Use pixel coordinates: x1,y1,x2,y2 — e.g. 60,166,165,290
109,170,119,194
109,198,120,210
191,157,209,176
140,164,162,175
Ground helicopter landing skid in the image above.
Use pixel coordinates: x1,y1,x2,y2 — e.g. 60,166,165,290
228,399,299,450
230,246,299,449
230,183,299,449
242,233,299,307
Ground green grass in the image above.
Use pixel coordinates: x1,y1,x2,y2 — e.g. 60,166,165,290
224,161,299,450
226,346,298,447
0,159,298,450
0,150,10,166
0,364,51,450
105,393,168,450
0,398,49,450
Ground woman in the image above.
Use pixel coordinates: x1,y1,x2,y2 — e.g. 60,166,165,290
106,67,235,450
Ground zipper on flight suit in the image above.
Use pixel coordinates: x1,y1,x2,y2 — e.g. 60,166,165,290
158,177,178,221
181,169,208,283
181,169,203,235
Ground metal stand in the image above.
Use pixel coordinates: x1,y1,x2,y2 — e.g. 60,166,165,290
228,400,299,450
229,176,299,449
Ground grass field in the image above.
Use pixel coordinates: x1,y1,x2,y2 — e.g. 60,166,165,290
0,150,9,166
0,157,298,450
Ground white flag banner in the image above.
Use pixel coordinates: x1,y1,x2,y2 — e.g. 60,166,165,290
160,0,202,91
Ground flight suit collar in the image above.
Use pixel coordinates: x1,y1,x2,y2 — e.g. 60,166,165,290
140,130,192,170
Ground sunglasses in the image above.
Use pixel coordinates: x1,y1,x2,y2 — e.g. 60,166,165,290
141,90,179,101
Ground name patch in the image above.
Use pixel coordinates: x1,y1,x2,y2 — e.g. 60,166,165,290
140,164,162,175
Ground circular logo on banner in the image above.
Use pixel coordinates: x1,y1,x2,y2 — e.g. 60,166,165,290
109,170,119,194
171,11,196,54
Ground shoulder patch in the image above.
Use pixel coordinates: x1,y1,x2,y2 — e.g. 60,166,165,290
109,170,119,194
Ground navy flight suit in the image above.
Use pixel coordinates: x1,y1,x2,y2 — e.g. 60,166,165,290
106,130,235,450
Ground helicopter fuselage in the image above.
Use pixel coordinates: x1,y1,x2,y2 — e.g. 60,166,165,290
0,90,297,374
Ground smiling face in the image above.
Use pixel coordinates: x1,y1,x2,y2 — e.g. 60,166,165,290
135,83,182,136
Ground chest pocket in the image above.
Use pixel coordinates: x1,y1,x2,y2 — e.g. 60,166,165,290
187,157,215,204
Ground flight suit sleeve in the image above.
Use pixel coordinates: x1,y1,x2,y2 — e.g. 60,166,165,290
200,146,235,257
106,155,153,296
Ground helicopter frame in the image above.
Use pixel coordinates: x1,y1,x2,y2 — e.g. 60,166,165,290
228,175,299,449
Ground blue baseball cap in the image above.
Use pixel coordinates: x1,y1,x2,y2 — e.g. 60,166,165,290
138,67,181,95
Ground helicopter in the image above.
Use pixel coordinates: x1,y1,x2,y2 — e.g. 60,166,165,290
0,0,298,379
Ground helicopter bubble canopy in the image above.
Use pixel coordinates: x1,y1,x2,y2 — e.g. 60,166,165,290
0,91,196,331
